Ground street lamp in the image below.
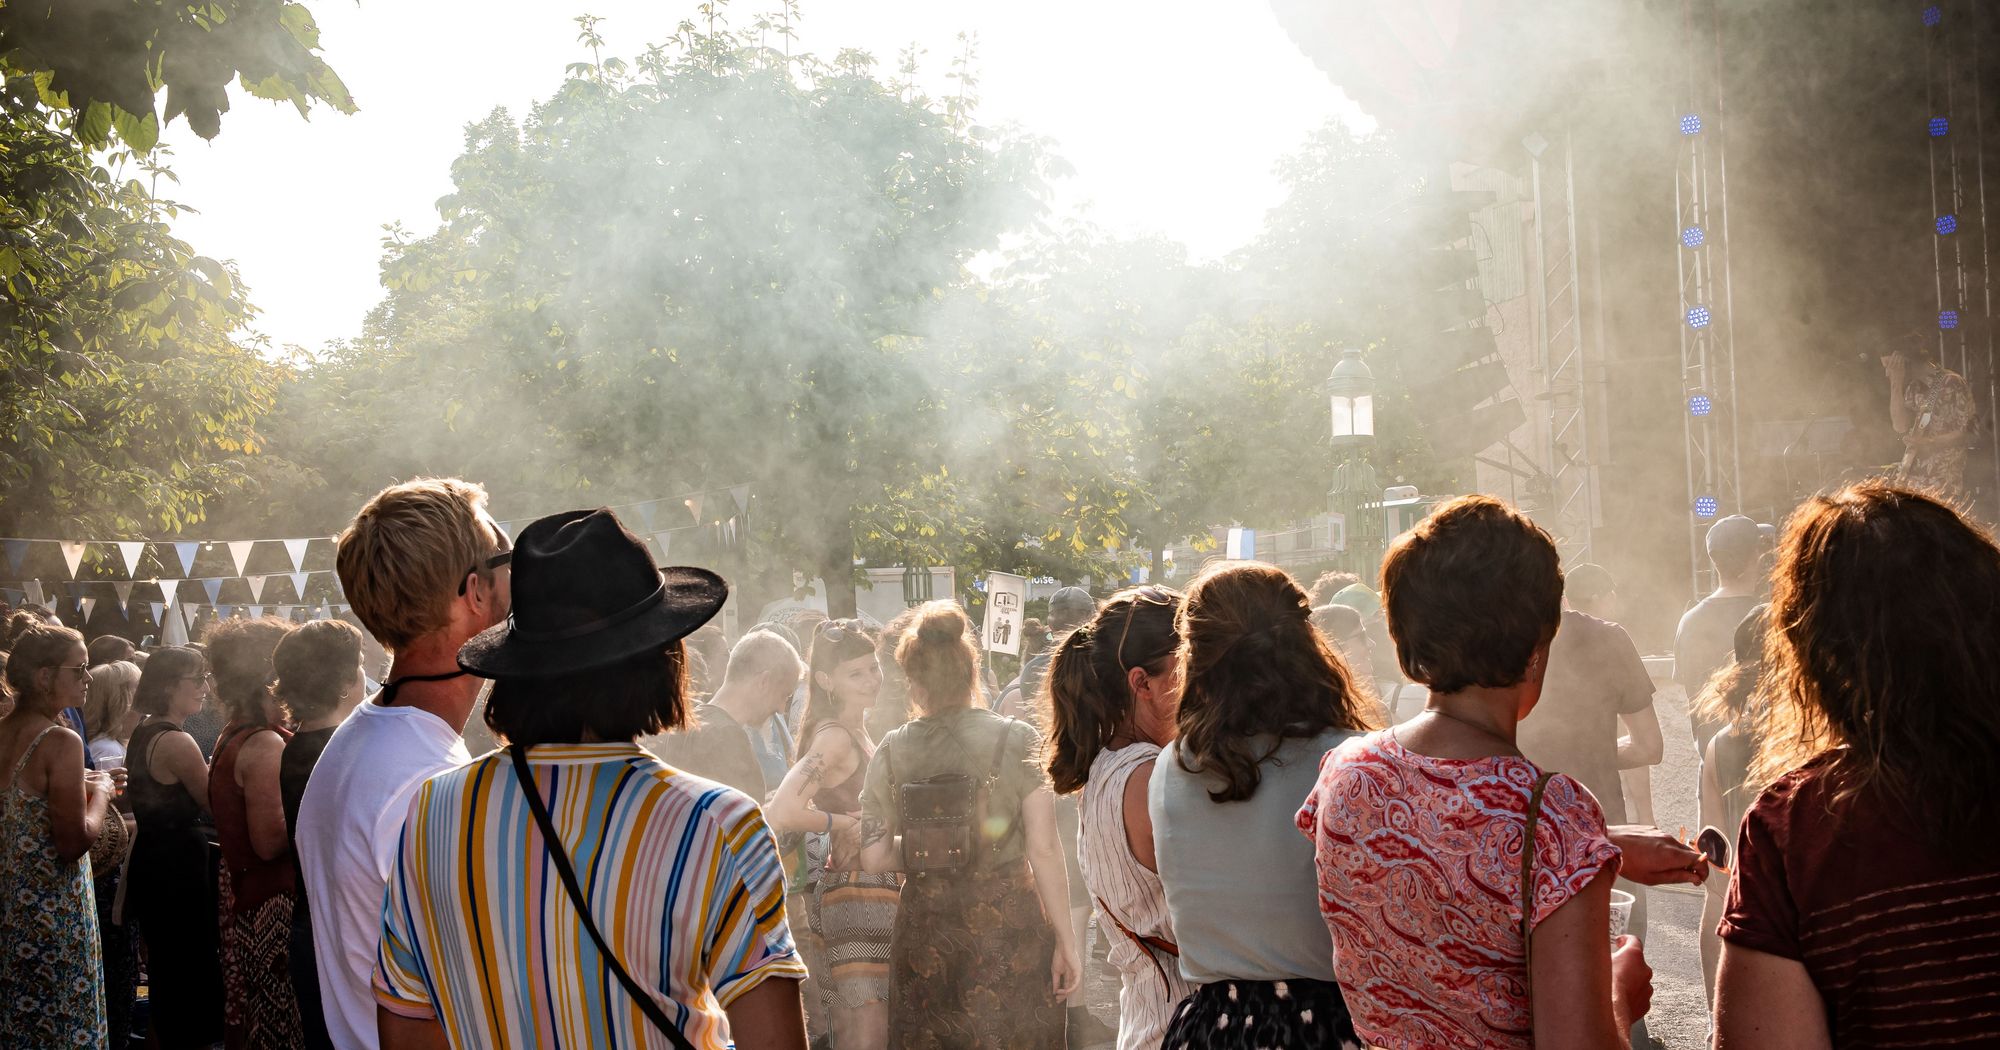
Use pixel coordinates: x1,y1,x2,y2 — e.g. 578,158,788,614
901,563,933,607
1327,348,1377,447
1327,348,1381,576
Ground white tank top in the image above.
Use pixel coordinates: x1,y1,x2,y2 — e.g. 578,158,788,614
1080,743,1194,1050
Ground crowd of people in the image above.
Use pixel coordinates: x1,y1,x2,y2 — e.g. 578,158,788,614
2,473,1997,1050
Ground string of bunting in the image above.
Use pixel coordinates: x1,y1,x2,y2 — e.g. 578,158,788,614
0,485,751,624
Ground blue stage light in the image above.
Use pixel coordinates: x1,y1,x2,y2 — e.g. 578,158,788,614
1922,6,1942,27
1937,214,1958,235
1929,117,1950,137
1682,226,1705,248
1680,114,1702,136
1695,496,1719,519
1940,310,1960,330
1687,305,1712,329
1689,394,1713,417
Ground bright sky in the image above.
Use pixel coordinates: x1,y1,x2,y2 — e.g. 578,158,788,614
156,0,1364,351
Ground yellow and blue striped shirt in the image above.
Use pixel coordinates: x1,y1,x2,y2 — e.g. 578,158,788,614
374,742,806,1049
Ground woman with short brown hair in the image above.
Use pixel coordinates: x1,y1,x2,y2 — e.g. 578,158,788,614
1713,481,2000,1048
1299,495,1648,1049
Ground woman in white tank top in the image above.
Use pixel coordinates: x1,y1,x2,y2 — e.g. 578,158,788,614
1042,585,1193,1050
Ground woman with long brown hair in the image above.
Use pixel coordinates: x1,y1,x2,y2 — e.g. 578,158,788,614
860,601,1078,1049
1044,585,1192,1050
766,618,901,1050
1714,481,2000,1048
1149,561,1374,1050
207,616,303,1049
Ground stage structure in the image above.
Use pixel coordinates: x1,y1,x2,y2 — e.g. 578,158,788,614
1674,0,1742,596
1926,0,1999,500
1526,129,1598,566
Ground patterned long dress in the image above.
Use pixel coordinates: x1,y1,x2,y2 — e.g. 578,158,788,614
212,722,304,1050
1900,366,1974,500
0,725,108,1048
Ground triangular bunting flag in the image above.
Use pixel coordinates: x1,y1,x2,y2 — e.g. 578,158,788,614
247,575,267,602
172,542,198,577
78,597,97,621
58,540,88,578
283,539,310,572
24,580,45,605
113,581,134,607
182,604,201,632
201,578,223,604
495,521,516,541
149,602,164,624
0,588,21,606
730,485,750,513
288,572,309,599
656,531,673,559
3,539,27,573
247,605,265,619
117,542,145,578
636,501,660,531
216,605,233,620
226,540,255,577
685,494,705,524
159,582,180,610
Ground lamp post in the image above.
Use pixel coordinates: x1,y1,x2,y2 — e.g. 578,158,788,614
901,562,933,607
1327,349,1382,576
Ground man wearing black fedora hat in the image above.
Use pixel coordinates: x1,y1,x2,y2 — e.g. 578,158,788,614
374,508,808,1050
297,477,514,1050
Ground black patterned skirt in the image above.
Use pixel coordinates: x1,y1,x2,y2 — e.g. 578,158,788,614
889,862,1065,1050
1160,978,1363,1050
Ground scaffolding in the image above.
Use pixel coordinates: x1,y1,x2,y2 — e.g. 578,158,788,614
1674,0,1741,598
1529,130,1596,565
1926,0,1998,508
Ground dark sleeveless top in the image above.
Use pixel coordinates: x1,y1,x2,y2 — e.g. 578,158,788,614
211,721,296,914
805,720,872,817
126,719,212,916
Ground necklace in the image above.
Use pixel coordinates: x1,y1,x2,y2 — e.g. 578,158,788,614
1417,706,1520,753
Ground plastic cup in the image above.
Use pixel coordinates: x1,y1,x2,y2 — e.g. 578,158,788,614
1608,889,1635,946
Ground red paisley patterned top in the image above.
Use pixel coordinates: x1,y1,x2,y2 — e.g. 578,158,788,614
1295,730,1621,1049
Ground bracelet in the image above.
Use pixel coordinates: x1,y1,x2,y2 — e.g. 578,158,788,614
823,810,834,835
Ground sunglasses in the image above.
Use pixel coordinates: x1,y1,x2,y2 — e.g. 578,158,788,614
53,664,91,680
457,549,513,596
816,618,865,645
181,672,216,685
1113,585,1179,673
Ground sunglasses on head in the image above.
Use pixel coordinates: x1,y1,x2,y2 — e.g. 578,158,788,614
815,618,864,645
1113,585,1180,673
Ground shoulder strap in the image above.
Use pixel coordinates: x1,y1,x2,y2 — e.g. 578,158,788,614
1095,894,1179,997
509,745,698,1050
9,725,62,780
984,716,1017,782
1519,770,1555,992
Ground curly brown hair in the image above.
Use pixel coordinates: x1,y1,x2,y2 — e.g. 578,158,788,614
1750,480,2000,859
1173,562,1375,803
1380,495,1563,693
206,617,295,726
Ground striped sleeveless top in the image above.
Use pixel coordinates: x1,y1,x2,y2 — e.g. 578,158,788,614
1080,743,1194,1050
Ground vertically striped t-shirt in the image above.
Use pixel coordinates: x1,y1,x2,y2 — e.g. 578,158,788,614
374,743,807,1049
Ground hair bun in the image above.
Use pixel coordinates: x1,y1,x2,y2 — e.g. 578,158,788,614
915,605,967,642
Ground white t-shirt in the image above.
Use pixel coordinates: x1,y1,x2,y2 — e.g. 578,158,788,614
87,737,126,768
296,695,471,1050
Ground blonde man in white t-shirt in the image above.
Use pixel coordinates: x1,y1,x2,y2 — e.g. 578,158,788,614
294,478,512,1050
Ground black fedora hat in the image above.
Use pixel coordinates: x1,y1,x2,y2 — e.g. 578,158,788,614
458,508,726,679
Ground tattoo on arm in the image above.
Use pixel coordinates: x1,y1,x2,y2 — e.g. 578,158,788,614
798,752,827,787
860,816,888,848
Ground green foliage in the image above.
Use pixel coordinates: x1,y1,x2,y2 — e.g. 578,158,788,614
0,0,354,150
0,101,279,537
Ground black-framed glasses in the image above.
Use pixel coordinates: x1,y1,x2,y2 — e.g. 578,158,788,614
180,672,215,685
458,549,513,596
1113,585,1179,673
55,664,91,680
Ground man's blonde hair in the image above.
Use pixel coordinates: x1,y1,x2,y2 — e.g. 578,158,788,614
336,477,495,652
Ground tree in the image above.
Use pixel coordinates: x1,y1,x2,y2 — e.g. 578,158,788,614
253,19,1069,615
0,101,279,537
0,0,353,149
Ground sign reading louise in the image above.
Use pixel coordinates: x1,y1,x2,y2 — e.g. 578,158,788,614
982,571,1028,655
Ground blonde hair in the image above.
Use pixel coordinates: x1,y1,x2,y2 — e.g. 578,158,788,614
893,601,979,714
336,477,495,651
85,661,142,741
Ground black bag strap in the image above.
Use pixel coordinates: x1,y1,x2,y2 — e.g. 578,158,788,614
509,745,698,1050
1519,770,1555,996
